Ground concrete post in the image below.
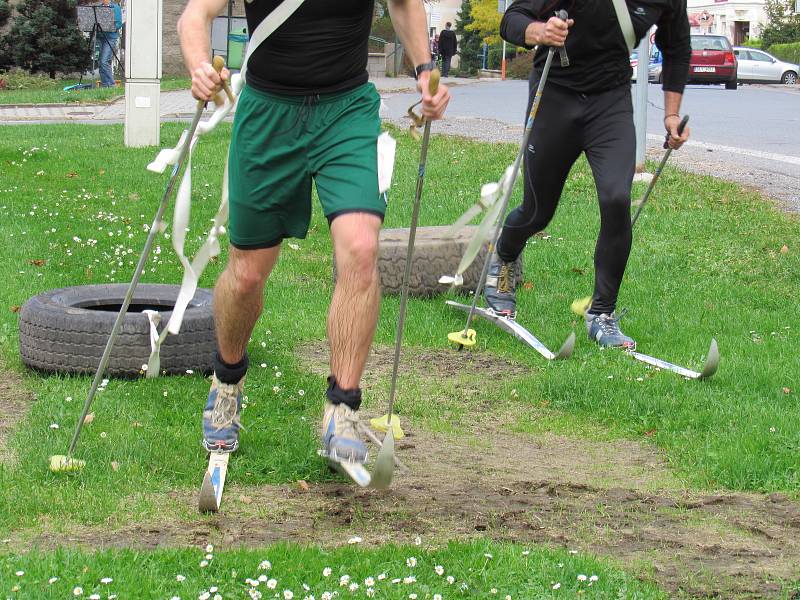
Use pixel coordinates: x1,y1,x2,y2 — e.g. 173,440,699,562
633,34,649,172
124,0,162,147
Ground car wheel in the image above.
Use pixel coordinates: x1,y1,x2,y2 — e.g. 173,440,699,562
725,78,737,90
782,71,797,85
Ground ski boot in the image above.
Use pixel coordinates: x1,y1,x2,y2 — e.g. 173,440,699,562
484,250,518,318
202,374,244,453
585,310,636,349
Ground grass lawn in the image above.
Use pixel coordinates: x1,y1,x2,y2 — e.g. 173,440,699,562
0,122,798,596
0,76,191,105
1,541,665,599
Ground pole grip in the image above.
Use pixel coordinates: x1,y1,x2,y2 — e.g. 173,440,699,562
664,114,689,149
211,55,236,105
428,67,440,96
554,10,570,66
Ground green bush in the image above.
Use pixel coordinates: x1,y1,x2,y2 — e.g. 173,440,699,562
0,67,63,89
506,50,533,79
767,41,800,64
741,37,763,49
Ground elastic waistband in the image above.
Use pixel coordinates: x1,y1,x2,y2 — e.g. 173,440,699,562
243,82,373,105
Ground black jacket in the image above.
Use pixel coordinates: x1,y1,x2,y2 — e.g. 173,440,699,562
439,29,458,57
500,0,690,94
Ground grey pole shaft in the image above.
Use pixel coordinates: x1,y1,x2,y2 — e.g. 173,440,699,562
66,102,206,456
385,118,434,420
460,47,556,337
631,115,688,227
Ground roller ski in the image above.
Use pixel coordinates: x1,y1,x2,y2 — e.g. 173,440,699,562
198,375,242,512
627,339,719,380
581,309,719,380
446,250,575,360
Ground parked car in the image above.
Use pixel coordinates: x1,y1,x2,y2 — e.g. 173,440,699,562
648,47,663,83
688,35,738,89
733,47,799,85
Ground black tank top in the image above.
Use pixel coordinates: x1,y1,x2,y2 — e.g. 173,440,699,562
244,0,375,96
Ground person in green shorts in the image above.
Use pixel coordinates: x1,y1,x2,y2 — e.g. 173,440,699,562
178,0,450,468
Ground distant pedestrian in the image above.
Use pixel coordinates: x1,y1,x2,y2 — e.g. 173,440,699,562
96,0,123,87
438,22,457,77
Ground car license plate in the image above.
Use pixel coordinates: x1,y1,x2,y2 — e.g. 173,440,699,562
694,66,716,73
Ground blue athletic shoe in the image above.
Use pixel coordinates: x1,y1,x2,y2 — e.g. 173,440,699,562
321,402,368,464
484,251,518,318
202,375,244,453
585,311,636,349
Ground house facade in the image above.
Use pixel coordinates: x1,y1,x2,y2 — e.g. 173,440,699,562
687,0,769,44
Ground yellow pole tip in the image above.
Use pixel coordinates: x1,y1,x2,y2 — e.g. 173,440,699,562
49,455,86,473
369,414,405,439
570,296,592,317
447,329,476,348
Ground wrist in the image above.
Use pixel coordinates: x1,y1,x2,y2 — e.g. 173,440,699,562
664,113,679,123
525,22,543,46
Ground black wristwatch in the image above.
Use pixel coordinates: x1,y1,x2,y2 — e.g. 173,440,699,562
414,60,437,79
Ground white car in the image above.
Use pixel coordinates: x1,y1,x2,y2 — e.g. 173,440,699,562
733,47,799,85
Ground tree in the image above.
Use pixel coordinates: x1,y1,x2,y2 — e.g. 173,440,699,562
455,0,484,74
761,0,800,48
0,1,11,29
467,0,502,44
1,0,89,77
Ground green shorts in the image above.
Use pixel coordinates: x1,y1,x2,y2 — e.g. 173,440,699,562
228,82,384,249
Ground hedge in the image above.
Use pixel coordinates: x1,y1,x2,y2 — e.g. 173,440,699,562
767,41,800,64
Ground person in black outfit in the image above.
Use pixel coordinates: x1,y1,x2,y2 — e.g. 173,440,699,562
484,0,691,349
438,22,458,77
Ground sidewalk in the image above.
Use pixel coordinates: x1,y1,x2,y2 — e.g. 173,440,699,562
0,76,481,123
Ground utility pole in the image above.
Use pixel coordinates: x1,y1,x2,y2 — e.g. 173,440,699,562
124,0,162,147
499,0,508,79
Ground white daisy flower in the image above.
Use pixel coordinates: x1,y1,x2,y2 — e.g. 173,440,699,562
434,565,444,576
322,567,332,577
267,578,278,589
406,557,417,568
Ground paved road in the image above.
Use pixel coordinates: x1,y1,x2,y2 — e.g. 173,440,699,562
382,80,800,211
3,77,797,209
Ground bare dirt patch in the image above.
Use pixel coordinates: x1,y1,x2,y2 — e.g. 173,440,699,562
0,359,34,466
295,342,530,382
5,347,800,598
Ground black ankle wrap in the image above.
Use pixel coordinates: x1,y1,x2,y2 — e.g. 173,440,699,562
326,375,362,411
213,351,249,384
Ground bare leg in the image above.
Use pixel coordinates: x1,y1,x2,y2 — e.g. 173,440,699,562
214,245,281,364
328,213,382,389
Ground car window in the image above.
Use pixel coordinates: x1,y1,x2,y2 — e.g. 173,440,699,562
750,51,773,63
691,36,731,51
734,49,750,59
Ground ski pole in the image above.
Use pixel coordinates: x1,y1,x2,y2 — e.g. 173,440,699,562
631,114,689,227
454,37,561,346
50,58,227,474
371,69,440,489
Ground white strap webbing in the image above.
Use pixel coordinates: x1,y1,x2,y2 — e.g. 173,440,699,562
142,0,305,377
610,0,636,52
439,165,517,286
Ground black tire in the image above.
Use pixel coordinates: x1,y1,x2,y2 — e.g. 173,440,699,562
19,284,215,378
375,225,522,298
782,71,797,85
725,78,737,90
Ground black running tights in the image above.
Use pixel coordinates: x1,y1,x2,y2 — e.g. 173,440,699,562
495,81,635,315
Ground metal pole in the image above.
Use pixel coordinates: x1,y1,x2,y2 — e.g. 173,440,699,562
500,0,508,79
633,33,649,171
